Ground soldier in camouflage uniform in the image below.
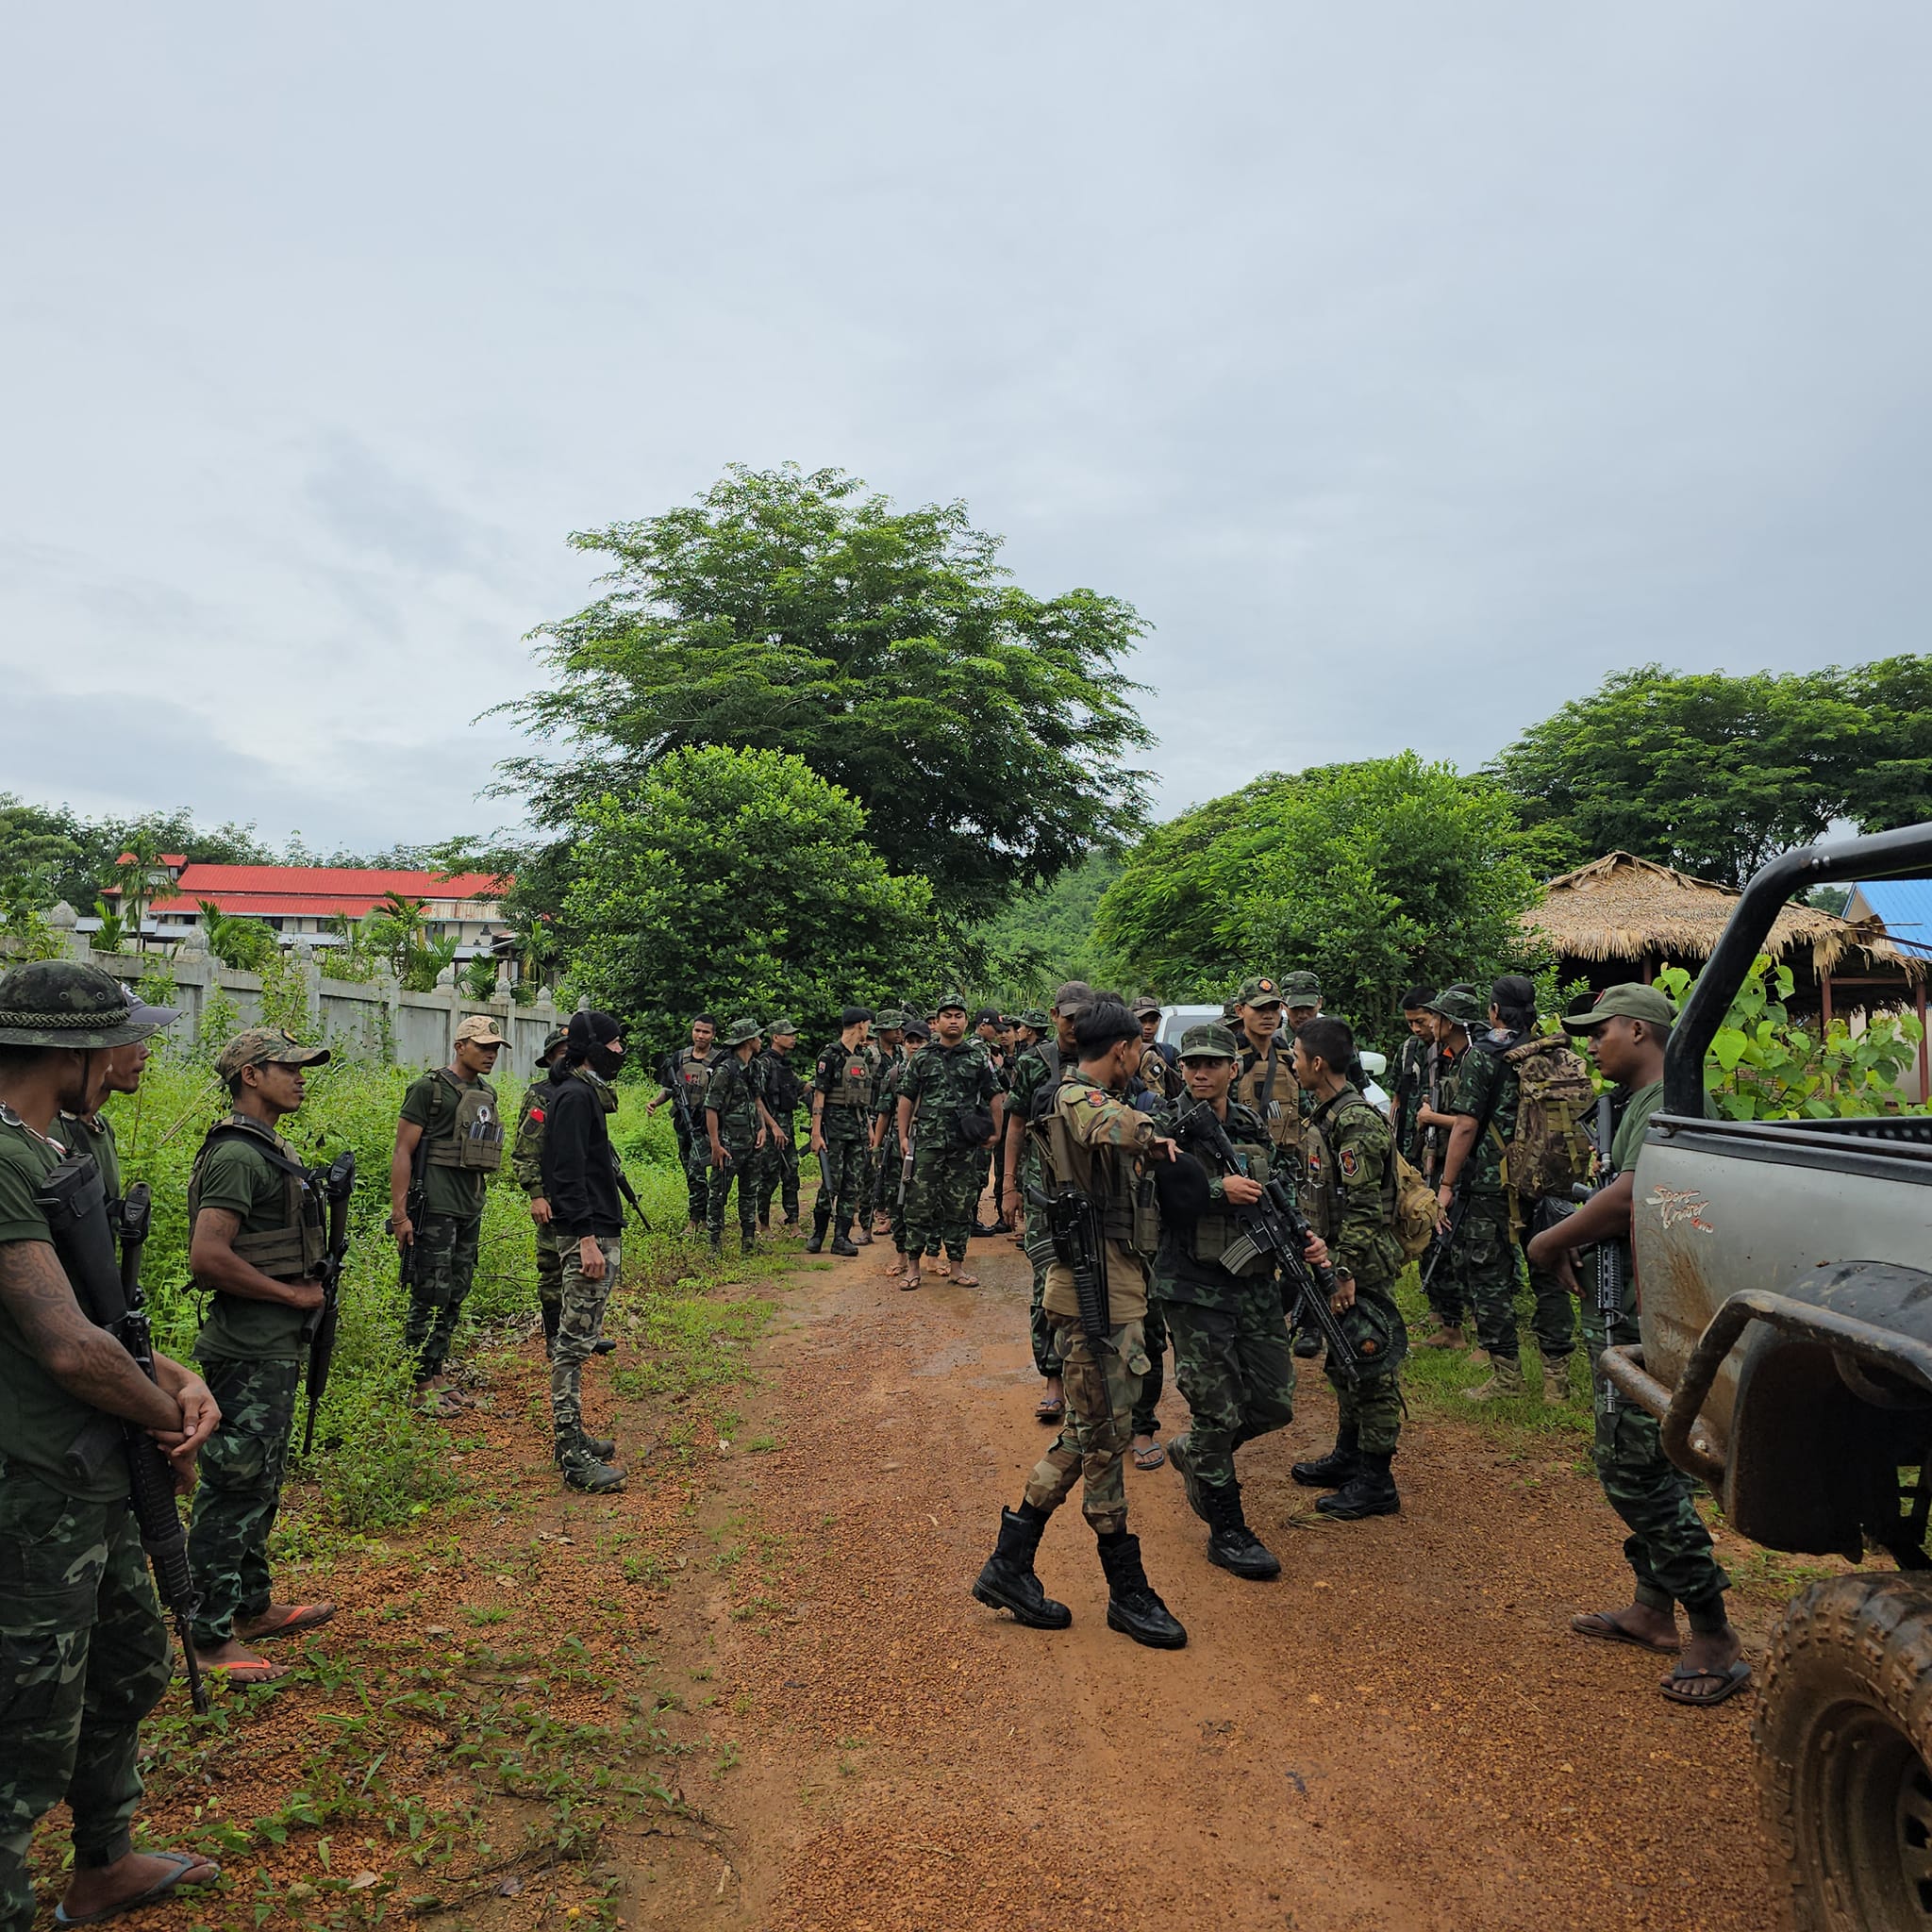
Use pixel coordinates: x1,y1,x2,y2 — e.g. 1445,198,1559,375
185,1027,341,1684
895,995,1003,1289
808,1007,876,1257
391,1015,506,1401
646,1015,717,1233
704,1019,768,1257
999,1004,1067,1409
1411,987,1477,1346
0,964,224,1932
1527,986,1747,1706
753,1020,806,1231
1386,987,1436,1168
873,1016,924,1282
1288,1016,1409,1520
512,1026,571,1353
1156,1024,1316,1579
972,999,1186,1650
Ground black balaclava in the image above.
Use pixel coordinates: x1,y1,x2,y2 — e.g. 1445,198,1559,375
567,1009,623,1080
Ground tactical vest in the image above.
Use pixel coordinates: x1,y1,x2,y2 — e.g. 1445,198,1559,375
1298,1093,1394,1247
188,1113,326,1281
676,1050,713,1108
1044,1088,1160,1257
826,1042,874,1110
421,1069,505,1172
1189,1112,1274,1274
1236,1041,1301,1144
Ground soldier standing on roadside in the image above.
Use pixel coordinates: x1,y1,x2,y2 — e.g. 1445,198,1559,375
971,999,1187,1650
808,1007,875,1257
896,995,1003,1291
646,1015,717,1235
753,1021,806,1233
0,962,224,1932
1387,988,1437,1168
185,1027,340,1685
705,1019,769,1258
1411,986,1477,1351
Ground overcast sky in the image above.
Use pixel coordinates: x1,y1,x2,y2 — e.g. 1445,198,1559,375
5,4,1927,854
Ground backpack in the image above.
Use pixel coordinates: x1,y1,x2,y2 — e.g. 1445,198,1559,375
1497,1036,1596,1208
1389,1149,1439,1261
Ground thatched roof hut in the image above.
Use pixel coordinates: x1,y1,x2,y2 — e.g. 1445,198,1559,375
1521,851,1923,991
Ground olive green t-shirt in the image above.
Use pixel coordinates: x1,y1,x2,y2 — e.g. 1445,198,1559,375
0,1114,127,1502
63,1111,121,1204
193,1131,312,1363
400,1071,493,1221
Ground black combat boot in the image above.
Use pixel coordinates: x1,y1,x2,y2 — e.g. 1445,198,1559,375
541,1302,561,1361
592,1337,617,1356
578,1429,618,1460
1291,1322,1323,1359
1166,1434,1210,1523
1096,1532,1187,1649
828,1223,860,1258
1316,1450,1401,1520
555,1429,625,1493
741,1229,758,1257
806,1206,829,1255
971,1505,1072,1629
1291,1426,1361,1490
1202,1481,1282,1581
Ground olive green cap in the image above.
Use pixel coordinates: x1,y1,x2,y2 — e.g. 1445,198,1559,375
1424,987,1484,1027
1178,1023,1240,1060
1562,983,1676,1030
216,1026,331,1081
720,1017,762,1047
768,1017,800,1039
1281,971,1322,1006
1236,976,1282,1008
0,961,179,1049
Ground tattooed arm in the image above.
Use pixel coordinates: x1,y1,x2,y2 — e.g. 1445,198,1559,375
0,1238,181,1433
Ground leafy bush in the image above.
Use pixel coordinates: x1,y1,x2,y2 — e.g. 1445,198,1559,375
197,899,277,972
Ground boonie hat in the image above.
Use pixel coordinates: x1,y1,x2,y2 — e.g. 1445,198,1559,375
1237,976,1282,1008
216,1026,331,1082
1425,988,1485,1028
0,961,179,1049
1178,1023,1240,1060
454,1014,507,1046
536,1025,570,1066
874,1009,904,1029
1018,1008,1051,1031
1281,971,1323,1007
1562,983,1676,1030
721,1017,762,1047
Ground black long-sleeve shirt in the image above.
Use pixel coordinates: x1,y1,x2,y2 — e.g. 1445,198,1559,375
539,1064,622,1241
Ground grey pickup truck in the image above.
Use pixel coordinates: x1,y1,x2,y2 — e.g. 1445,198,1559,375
1599,821,1932,1932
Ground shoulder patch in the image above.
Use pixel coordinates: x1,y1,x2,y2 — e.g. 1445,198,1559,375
1338,1145,1360,1180
529,1107,544,1124
1088,1089,1108,1108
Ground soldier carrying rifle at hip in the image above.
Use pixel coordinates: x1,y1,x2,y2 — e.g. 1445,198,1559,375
0,962,224,1929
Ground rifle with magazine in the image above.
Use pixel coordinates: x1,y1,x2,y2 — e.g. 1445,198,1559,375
300,1150,357,1456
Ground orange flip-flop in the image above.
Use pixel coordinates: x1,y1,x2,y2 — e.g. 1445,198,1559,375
194,1655,289,1686
237,1603,336,1641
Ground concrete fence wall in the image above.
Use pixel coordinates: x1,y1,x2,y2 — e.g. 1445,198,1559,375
42,928,566,1084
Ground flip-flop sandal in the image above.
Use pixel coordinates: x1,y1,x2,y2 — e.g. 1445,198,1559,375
55,1851,222,1926
1659,1658,1752,1707
195,1656,289,1686
953,1274,981,1288
1035,1396,1066,1423
1132,1442,1166,1471
238,1604,336,1641
1571,1610,1681,1654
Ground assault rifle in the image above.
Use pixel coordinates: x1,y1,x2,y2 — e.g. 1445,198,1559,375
396,1129,427,1291
660,1052,698,1148
1420,1039,1442,1182
1026,1182,1111,1341
300,1150,358,1456
1534,1093,1624,1415
39,1166,209,1715
612,1160,654,1234
1418,1174,1468,1303
1174,1104,1362,1382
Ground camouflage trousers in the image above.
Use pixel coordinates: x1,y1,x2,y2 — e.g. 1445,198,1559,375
1,1465,171,1932
534,1220,562,1311
1586,1302,1730,1622
1024,1317,1150,1536
871,1128,902,1238
1332,1369,1404,1456
1161,1291,1295,1490
676,1135,709,1226
1446,1196,1575,1363
902,1140,982,1264
813,1114,873,1231
706,1143,759,1242
756,1124,800,1224
1024,1217,1056,1377
1132,1300,1167,1438
550,1235,622,1439
404,1210,481,1382
187,1355,301,1646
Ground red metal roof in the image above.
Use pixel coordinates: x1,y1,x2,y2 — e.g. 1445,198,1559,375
151,864,508,917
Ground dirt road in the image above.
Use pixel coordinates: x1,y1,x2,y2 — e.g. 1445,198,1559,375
628,1234,1790,1932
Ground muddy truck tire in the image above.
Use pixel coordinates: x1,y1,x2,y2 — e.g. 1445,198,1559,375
1756,1574,1932,1931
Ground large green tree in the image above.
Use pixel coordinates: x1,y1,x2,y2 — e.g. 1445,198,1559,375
495,465,1153,923
562,745,951,1056
1490,658,1932,889
1096,755,1541,1032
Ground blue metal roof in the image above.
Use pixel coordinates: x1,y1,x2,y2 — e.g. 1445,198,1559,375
1855,877,1932,944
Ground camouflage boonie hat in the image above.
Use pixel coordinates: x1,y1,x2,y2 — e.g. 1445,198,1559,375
215,1026,331,1081
873,1009,904,1029
1281,971,1322,1007
1178,1023,1240,1060
768,1017,801,1038
0,961,179,1048
1236,975,1282,1008
1425,987,1484,1028
932,992,970,1015
1018,1008,1051,1030
720,1017,762,1047
536,1025,570,1066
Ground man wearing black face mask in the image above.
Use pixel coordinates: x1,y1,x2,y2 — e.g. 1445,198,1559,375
540,1011,627,1493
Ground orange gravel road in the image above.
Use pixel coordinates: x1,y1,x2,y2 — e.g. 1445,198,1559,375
625,1233,1792,1932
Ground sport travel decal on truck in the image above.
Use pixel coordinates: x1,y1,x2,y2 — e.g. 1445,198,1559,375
1647,1185,1715,1235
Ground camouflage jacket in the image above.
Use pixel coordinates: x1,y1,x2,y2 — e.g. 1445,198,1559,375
1300,1084,1404,1291
754,1046,807,1125
898,1039,999,1146
704,1052,763,1151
